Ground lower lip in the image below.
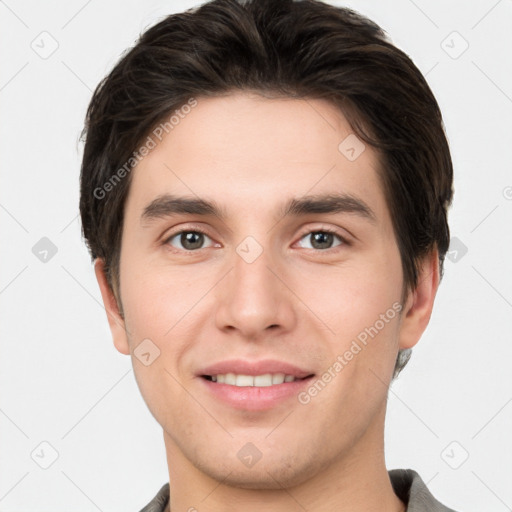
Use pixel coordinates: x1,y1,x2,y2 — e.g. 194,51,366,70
199,376,314,411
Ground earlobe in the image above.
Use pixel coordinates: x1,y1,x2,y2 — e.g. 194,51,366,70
398,248,440,350
94,258,131,355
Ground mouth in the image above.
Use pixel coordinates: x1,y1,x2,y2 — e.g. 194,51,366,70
197,360,315,411
201,373,312,386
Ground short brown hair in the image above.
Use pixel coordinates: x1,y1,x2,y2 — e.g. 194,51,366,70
79,0,453,377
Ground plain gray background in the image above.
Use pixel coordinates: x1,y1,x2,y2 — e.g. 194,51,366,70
1,0,511,510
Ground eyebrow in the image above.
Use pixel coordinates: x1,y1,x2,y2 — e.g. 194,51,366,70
141,195,226,225
140,193,376,226
281,193,376,224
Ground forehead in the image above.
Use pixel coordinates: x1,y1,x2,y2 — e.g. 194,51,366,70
124,92,389,225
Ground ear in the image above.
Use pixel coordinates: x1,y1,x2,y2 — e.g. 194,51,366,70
94,258,130,355
398,248,440,350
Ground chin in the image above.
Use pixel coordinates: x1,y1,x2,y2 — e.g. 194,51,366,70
207,467,308,491
196,451,326,491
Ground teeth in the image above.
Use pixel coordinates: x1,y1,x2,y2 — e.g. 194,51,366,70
209,373,299,387
254,374,273,387
236,374,255,386
225,373,236,385
272,373,285,384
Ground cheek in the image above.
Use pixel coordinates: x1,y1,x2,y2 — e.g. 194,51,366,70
296,252,402,338
119,245,191,339
123,281,169,341
120,261,208,373
121,270,197,425
292,243,404,390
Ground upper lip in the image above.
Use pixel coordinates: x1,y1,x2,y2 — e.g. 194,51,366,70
198,359,314,379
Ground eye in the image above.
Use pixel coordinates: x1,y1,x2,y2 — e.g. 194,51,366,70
297,230,345,250
165,230,215,251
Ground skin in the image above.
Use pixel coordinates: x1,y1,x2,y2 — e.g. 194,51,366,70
95,92,439,512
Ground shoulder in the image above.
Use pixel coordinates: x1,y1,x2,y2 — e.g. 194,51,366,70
139,473,461,512
389,469,459,512
138,483,170,512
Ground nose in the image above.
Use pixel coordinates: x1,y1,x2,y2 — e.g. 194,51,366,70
214,243,297,340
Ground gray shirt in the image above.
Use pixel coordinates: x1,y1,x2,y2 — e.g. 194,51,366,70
139,469,458,511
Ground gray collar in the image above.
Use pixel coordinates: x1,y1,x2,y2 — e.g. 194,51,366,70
139,469,458,511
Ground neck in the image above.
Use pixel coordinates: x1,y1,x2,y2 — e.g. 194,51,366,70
163,405,405,512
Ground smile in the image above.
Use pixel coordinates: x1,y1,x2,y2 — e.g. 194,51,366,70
198,361,315,411
203,373,304,386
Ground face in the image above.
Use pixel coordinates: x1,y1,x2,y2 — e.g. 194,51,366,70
96,92,436,490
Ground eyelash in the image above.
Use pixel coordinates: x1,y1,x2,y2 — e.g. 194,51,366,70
296,227,349,250
163,225,350,253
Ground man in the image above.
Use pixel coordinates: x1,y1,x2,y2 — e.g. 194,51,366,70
79,0,457,510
